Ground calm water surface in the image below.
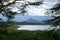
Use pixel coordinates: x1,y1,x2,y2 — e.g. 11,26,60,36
18,25,52,30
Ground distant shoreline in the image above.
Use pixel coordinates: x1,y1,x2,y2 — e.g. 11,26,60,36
0,21,50,25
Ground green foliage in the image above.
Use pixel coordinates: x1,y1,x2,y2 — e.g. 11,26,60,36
0,22,19,34
0,30,60,40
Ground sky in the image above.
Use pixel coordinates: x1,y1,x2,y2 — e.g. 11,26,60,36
12,0,59,16
11,0,59,22
1,0,59,16
27,0,58,16
0,0,59,21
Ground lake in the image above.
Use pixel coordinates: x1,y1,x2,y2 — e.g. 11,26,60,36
17,25,55,30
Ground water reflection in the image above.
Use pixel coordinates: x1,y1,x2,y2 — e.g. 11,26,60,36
18,25,51,30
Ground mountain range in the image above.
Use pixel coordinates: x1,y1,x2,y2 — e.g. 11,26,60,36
13,16,54,23
0,14,54,23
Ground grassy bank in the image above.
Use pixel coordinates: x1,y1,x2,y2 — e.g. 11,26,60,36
0,30,60,40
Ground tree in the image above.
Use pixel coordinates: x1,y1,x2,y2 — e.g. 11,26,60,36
45,0,60,29
0,0,17,22
45,1,60,40
0,0,44,32
0,0,43,22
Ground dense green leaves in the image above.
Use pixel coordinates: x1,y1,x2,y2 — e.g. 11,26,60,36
0,23,19,32
0,30,60,40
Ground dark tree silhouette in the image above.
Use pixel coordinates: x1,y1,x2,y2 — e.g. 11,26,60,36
0,0,43,22
46,0,60,29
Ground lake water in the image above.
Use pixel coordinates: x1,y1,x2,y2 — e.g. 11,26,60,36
18,25,54,30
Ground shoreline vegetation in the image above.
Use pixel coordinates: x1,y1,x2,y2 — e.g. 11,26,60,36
0,30,60,40
0,21,60,40
0,21,51,25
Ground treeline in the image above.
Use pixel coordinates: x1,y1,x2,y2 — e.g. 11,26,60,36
0,21,47,25
0,30,60,40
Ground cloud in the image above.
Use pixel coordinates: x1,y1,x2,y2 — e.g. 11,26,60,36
26,6,46,16
25,0,58,16
11,0,58,16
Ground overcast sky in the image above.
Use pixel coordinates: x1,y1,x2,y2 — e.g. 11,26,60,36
12,0,59,16
26,0,58,16
1,0,59,16
0,0,59,21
